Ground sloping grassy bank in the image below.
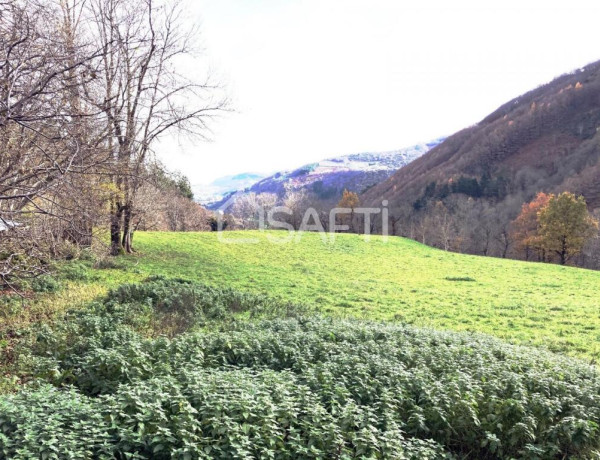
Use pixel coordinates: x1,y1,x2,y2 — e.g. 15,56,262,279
123,231,600,359
3,228,600,396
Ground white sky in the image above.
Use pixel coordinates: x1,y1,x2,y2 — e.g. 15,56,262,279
157,0,600,185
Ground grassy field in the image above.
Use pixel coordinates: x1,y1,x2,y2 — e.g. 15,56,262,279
3,229,600,362
110,231,600,358
3,229,600,456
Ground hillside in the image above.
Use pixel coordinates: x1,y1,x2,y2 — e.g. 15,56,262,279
207,139,444,211
363,60,600,223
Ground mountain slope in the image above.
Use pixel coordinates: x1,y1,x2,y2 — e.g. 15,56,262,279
209,139,444,210
364,60,600,211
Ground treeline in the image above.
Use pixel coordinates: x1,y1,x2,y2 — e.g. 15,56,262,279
0,0,223,286
388,188,600,269
226,182,600,269
121,165,210,236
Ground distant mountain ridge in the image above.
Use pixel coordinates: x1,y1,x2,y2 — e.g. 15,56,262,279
194,172,267,204
206,138,445,210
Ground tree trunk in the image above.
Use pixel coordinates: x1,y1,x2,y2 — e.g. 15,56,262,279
501,239,509,258
559,236,567,265
122,203,134,253
110,201,123,256
500,231,510,258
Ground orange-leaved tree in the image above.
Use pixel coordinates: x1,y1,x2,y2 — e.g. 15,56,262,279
538,192,598,265
512,192,552,260
337,189,360,232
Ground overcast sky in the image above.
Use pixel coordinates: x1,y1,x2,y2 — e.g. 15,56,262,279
157,0,600,186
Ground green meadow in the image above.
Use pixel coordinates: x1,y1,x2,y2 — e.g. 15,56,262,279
11,229,597,359
3,230,600,457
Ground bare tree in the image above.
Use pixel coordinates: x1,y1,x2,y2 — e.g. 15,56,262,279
86,0,226,254
0,0,223,287
283,187,308,230
495,225,514,258
230,192,278,229
0,0,106,286
431,201,454,251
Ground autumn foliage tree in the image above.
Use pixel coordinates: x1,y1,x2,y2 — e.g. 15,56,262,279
538,192,598,265
337,189,360,232
512,192,598,265
512,192,552,260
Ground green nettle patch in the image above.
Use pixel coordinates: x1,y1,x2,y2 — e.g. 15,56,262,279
1,279,599,459
30,275,61,293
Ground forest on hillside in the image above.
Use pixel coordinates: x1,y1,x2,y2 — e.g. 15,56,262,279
357,61,600,268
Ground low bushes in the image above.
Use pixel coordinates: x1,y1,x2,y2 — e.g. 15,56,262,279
59,262,94,282
1,279,599,459
30,275,61,293
0,386,113,459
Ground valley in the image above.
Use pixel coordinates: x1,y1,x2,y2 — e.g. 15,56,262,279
2,1,600,457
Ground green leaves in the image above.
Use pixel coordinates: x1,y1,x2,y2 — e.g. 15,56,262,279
2,280,600,458
0,386,113,459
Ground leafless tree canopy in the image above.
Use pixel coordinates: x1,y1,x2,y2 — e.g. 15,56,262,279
0,0,224,286
83,0,225,254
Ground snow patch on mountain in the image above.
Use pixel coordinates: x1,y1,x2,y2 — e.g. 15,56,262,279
205,137,445,210
194,172,267,204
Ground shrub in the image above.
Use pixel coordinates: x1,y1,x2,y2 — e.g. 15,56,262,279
99,276,308,336
59,262,92,281
93,257,127,270
30,275,60,293
78,248,97,262
444,276,476,282
3,280,600,459
0,385,113,459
